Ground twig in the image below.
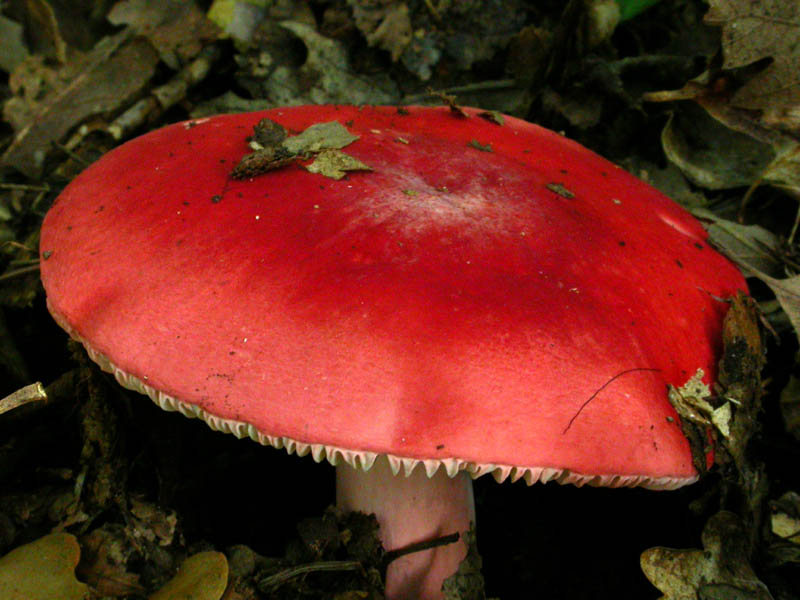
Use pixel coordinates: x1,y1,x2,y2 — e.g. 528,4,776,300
381,531,460,568
257,560,362,591
0,264,40,281
423,0,443,24
402,79,519,104
51,141,91,167
0,382,48,416
108,44,221,140
2,240,36,253
0,183,51,193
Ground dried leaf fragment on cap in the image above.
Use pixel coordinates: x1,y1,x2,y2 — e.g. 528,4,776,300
232,119,369,180
306,149,373,180
282,121,360,155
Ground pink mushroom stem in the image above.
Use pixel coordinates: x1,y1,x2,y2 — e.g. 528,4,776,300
336,457,475,600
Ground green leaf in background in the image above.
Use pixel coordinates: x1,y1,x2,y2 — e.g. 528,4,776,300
616,0,662,21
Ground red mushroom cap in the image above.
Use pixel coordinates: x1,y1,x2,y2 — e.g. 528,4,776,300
40,105,746,489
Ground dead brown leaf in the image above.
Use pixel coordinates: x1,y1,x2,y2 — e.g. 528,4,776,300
644,0,800,199
0,15,29,73
1,29,159,178
641,512,772,600
108,0,221,69
705,0,800,110
347,1,412,62
661,106,775,190
24,0,67,63
305,149,372,180
78,527,145,597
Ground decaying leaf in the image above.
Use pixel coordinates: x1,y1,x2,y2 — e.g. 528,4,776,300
306,150,373,180
0,15,29,73
0,533,90,600
149,551,228,600
25,0,67,63
709,218,800,344
667,369,716,471
693,208,782,276
1,30,159,178
669,369,712,423
478,110,504,125
129,497,178,547
644,0,800,199
661,107,776,190
695,209,800,345
759,142,800,195
428,88,469,118
231,146,296,179
347,1,413,62
250,117,288,148
704,0,800,111
233,120,371,181
78,527,144,597
666,295,764,479
641,512,772,600
770,492,800,544
278,21,399,106
108,0,221,69
717,292,764,406
282,122,360,155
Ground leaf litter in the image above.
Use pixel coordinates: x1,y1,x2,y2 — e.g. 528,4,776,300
232,119,371,180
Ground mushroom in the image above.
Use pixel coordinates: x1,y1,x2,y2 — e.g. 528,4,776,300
39,105,746,599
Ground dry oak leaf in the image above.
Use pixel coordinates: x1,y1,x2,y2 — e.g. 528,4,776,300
108,0,221,69
705,0,800,110
641,512,772,600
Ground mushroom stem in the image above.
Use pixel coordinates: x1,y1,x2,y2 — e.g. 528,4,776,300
336,457,475,600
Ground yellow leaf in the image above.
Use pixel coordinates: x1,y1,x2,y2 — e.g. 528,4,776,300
149,551,228,600
0,532,90,600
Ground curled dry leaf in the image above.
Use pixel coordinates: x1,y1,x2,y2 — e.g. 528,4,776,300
661,107,776,190
695,208,800,344
645,0,800,198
